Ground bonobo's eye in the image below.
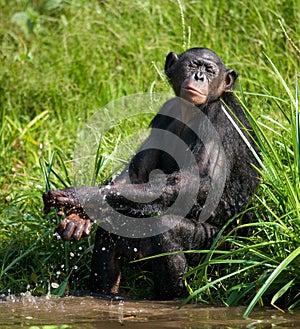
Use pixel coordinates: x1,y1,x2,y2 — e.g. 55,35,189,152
188,60,199,69
206,65,216,75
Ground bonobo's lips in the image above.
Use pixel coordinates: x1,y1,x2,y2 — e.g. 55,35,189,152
182,86,205,96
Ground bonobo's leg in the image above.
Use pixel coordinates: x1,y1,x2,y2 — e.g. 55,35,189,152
152,232,188,298
90,225,153,295
90,227,123,295
152,215,219,298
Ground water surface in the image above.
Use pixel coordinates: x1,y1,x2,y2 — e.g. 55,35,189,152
0,294,299,329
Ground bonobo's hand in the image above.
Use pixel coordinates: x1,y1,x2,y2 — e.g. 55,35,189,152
55,213,93,241
43,187,85,216
43,188,92,240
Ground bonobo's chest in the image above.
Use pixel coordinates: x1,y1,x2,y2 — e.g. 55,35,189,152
165,108,227,174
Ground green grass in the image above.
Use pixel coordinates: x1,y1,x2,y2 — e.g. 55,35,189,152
0,0,300,313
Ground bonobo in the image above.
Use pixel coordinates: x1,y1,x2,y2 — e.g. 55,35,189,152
43,48,259,298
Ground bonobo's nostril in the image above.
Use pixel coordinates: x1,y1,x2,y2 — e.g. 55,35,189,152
194,71,205,82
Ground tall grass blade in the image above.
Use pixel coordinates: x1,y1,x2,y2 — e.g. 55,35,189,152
271,278,295,311
180,262,262,308
243,246,300,318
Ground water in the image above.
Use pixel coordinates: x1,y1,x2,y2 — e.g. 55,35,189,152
0,293,300,329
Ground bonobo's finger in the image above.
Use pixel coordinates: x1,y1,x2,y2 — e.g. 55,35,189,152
53,196,80,207
43,191,53,213
54,214,92,241
83,220,93,237
55,219,68,235
73,221,84,241
61,220,76,240
43,188,79,213
71,215,93,240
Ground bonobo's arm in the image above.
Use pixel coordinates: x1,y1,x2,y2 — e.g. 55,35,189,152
43,98,214,240
43,171,210,240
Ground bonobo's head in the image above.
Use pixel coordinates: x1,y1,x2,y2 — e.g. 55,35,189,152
165,48,237,106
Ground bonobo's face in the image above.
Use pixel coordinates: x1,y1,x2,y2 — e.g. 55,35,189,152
165,48,237,106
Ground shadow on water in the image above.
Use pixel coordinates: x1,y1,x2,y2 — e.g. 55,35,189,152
1,293,300,329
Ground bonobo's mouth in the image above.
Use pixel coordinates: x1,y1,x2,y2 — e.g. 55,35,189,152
182,86,206,96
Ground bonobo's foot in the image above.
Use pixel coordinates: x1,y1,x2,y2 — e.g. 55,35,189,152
43,188,92,240
55,213,93,241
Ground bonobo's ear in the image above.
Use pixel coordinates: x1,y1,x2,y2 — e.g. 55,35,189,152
164,52,179,78
224,69,238,90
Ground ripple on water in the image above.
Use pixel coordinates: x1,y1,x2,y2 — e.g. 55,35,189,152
0,294,300,329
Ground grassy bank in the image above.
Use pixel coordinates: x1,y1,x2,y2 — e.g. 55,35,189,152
0,0,299,311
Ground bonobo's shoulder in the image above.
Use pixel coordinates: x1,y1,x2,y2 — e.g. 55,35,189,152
150,97,198,128
150,97,178,129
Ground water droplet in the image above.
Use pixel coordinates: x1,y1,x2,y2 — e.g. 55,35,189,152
51,282,59,289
